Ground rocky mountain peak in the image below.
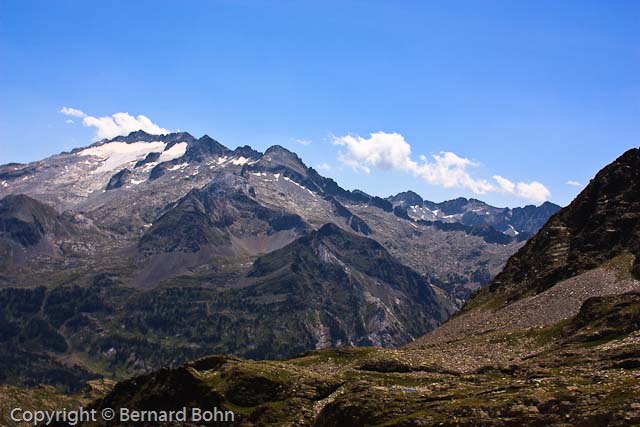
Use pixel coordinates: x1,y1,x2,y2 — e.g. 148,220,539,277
259,145,308,177
183,135,230,161
107,130,160,143
438,197,471,215
163,131,197,147
231,145,262,160
263,144,298,158
387,190,424,207
102,130,197,148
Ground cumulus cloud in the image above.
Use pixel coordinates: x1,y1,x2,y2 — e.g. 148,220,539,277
333,132,412,173
415,151,495,194
566,180,582,187
492,175,550,203
333,131,551,203
295,138,312,146
514,181,551,203
493,175,516,193
60,107,170,140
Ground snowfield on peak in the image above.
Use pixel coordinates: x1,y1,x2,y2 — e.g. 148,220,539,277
78,140,189,174
158,142,188,163
78,141,166,173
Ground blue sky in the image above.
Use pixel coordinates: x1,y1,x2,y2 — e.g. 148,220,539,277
1,1,638,207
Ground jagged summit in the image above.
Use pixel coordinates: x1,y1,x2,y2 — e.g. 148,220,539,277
107,129,161,143
231,145,262,160
387,191,561,236
183,134,230,161
103,130,196,146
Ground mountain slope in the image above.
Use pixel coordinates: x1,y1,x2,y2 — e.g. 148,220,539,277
246,223,452,348
0,194,104,276
0,194,74,247
28,223,451,375
471,147,640,309
78,287,640,427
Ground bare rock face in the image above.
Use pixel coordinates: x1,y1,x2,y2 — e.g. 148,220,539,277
105,168,131,190
0,194,71,246
473,147,640,307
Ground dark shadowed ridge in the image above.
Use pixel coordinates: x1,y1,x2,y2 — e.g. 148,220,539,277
0,194,72,246
469,147,640,308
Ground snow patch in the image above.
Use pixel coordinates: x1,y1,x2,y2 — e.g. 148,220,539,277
169,163,188,171
142,162,158,171
230,157,249,165
78,141,166,174
158,142,188,163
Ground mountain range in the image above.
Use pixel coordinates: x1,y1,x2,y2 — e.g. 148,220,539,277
1,133,639,425
0,130,561,391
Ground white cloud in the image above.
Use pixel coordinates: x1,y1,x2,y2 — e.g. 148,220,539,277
333,131,551,203
332,132,493,194
317,162,333,171
493,175,516,193
566,180,582,187
295,138,312,146
60,107,170,140
492,175,550,203
60,107,87,118
65,119,74,124
333,132,412,174
515,181,551,203
414,151,495,194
